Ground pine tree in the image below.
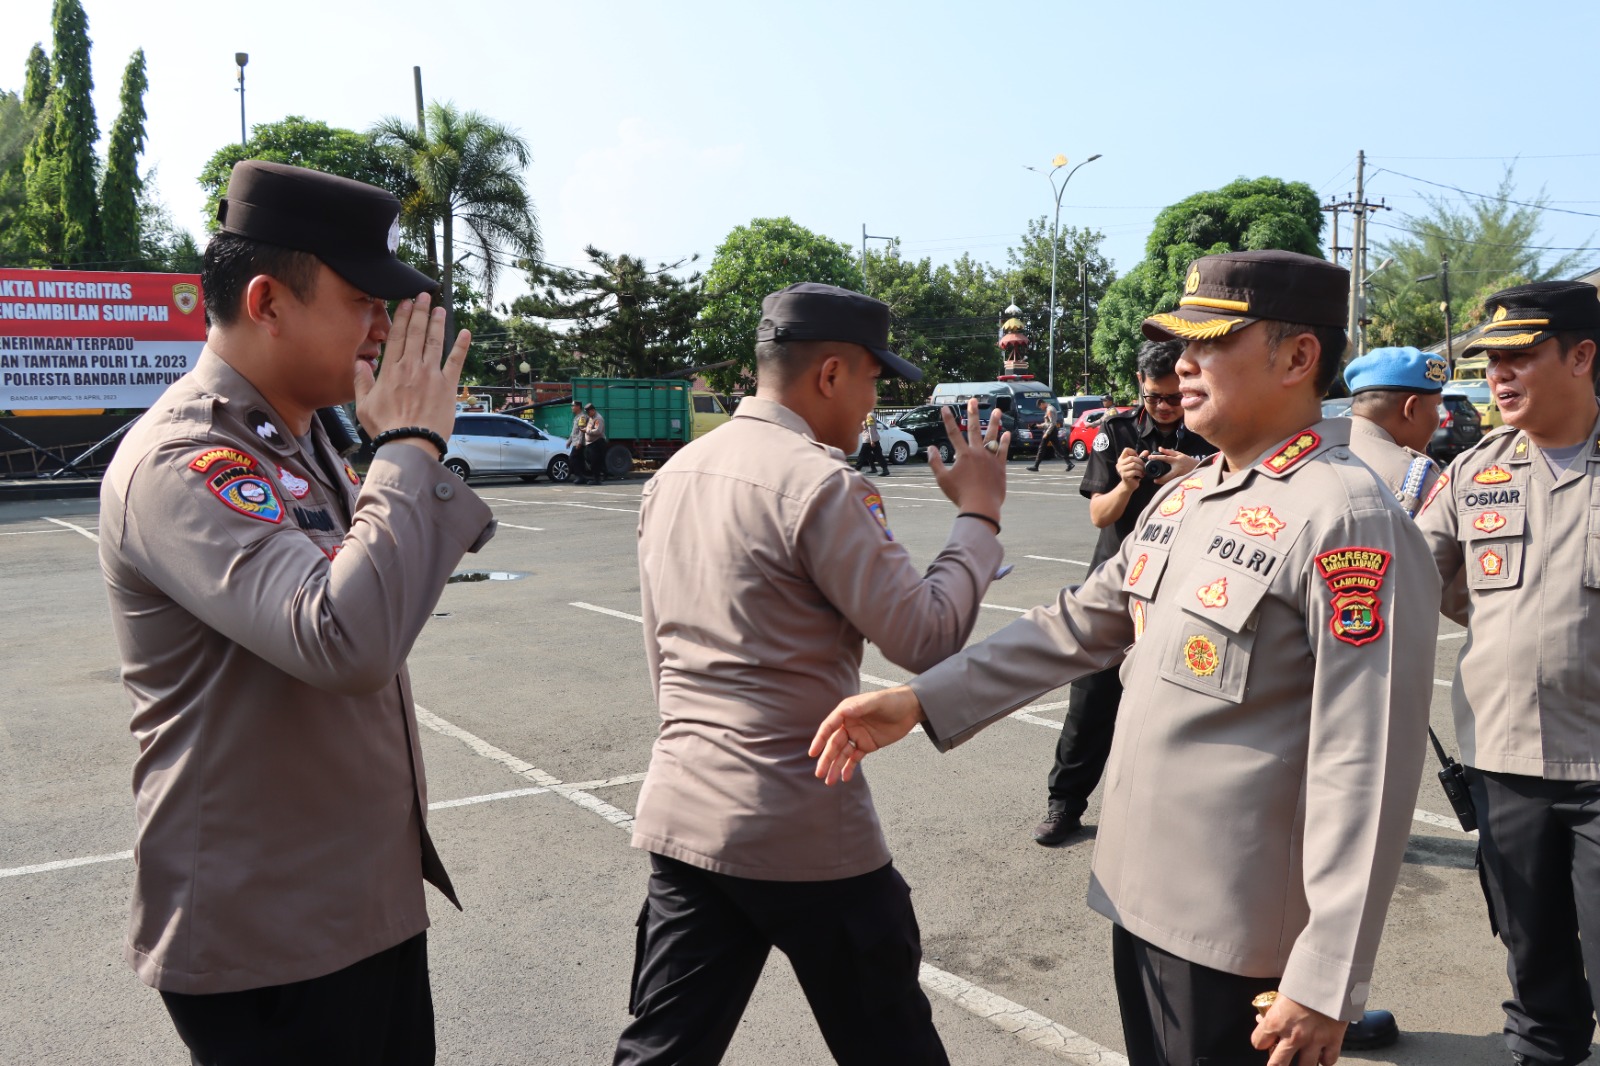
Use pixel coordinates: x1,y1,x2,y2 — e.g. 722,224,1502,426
36,0,99,264
99,49,147,268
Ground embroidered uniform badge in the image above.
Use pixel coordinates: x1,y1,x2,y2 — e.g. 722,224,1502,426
1183,635,1220,677
1195,577,1229,609
246,410,282,443
1093,432,1110,452
1128,554,1148,586
863,494,893,540
207,464,284,524
1132,600,1147,640
1264,431,1320,474
1480,549,1504,577
277,466,310,499
1313,547,1391,647
1231,505,1286,539
1473,511,1507,534
343,463,361,486
1474,465,1512,485
1419,471,1450,515
189,448,256,473
1157,477,1206,518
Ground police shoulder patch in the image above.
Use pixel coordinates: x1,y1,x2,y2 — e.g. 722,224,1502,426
1314,547,1391,647
1093,431,1111,452
862,493,893,540
206,463,284,524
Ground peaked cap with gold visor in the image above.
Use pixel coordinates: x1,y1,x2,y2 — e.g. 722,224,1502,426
1463,280,1600,355
1142,250,1350,343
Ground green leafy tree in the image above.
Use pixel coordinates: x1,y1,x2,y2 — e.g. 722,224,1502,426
1367,167,1594,350
515,245,704,378
98,48,146,267
1001,218,1114,394
197,116,413,230
695,217,863,391
0,90,44,265
25,0,99,264
1093,177,1324,393
371,101,541,315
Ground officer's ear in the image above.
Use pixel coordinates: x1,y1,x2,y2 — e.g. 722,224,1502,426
243,274,298,336
1272,330,1320,391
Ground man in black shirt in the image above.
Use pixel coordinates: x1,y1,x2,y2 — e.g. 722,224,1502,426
1033,339,1215,845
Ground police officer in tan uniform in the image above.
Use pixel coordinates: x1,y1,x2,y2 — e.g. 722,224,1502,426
99,160,495,1065
583,402,609,483
567,399,590,482
812,251,1440,1066
1342,346,1446,517
614,282,1009,1065
1416,281,1600,1066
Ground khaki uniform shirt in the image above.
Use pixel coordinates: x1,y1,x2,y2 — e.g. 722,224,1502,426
1416,412,1600,779
99,351,496,994
568,413,587,450
632,396,1004,881
1346,415,1440,518
910,419,1438,1020
583,412,606,443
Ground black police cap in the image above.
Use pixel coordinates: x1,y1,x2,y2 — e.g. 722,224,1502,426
216,160,437,300
1143,250,1349,343
1465,281,1600,354
756,282,922,381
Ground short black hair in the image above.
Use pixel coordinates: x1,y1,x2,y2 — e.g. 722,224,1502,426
201,233,321,328
1556,329,1600,385
1136,339,1184,380
754,338,849,388
1264,320,1348,396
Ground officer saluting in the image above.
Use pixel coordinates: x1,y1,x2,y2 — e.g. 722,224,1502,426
99,160,494,1064
812,251,1440,1066
1342,346,1447,517
1416,281,1600,1066
615,283,1009,1065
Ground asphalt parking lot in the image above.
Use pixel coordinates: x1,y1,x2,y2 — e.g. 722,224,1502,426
0,456,1549,1064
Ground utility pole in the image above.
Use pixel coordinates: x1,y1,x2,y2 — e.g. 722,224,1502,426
861,225,894,295
1080,258,1090,394
413,66,425,134
234,53,249,147
1328,151,1389,360
1440,255,1453,367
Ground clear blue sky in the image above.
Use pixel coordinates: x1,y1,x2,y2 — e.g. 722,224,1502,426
5,0,1599,305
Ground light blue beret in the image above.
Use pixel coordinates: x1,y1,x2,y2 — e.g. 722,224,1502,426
1343,346,1449,395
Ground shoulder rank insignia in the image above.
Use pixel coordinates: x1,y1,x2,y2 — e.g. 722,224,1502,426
206,463,284,524
1263,430,1320,474
863,493,893,540
1183,634,1220,676
1473,465,1512,484
1195,577,1229,609
1231,505,1285,539
1472,511,1507,534
1516,438,1530,458
189,447,257,473
1314,547,1391,647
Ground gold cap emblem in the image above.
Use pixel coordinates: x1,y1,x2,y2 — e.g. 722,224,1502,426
1184,266,1201,295
1492,306,1508,322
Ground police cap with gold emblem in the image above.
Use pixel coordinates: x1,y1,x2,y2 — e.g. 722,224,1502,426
1344,346,1449,395
757,282,922,381
216,160,437,300
1142,250,1349,343
1464,281,1600,355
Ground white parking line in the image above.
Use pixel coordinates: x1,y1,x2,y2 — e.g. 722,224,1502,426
1025,555,1092,567
44,516,98,542
918,964,1129,1066
0,527,76,536
497,523,545,532
982,603,1029,614
1438,631,1465,641
0,849,133,879
1412,808,1477,836
571,601,645,624
480,497,639,515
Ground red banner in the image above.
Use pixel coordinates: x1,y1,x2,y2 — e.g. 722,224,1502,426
0,269,206,410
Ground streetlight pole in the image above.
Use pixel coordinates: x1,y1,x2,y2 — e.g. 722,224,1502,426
1418,255,1455,370
1026,153,1102,394
234,53,249,147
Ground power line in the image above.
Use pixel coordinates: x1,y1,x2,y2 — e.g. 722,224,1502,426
1367,219,1593,253
1370,167,1600,220
1375,153,1600,161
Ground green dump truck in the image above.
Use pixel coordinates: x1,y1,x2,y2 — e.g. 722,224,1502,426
530,377,731,478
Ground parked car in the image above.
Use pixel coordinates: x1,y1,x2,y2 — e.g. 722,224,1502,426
1430,390,1483,463
444,413,572,482
1445,377,1504,430
848,415,920,466
929,379,1057,456
890,405,958,463
1058,394,1111,422
1065,406,1133,461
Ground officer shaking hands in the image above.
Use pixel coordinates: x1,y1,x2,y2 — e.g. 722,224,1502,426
98,160,495,1065
1417,281,1600,1066
811,251,1440,1066
615,283,1008,1065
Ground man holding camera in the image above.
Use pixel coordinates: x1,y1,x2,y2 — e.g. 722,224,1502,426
1031,338,1212,847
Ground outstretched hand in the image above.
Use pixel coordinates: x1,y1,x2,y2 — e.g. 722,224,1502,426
929,398,1007,523
809,685,926,785
355,291,472,442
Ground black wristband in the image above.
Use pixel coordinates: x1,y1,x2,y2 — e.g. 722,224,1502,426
372,426,447,460
957,512,1001,534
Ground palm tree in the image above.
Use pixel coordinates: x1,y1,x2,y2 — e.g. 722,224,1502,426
372,101,541,317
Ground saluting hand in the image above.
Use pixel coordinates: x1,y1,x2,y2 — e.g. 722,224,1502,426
1251,993,1348,1066
809,685,925,786
354,292,472,444
930,397,1007,524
